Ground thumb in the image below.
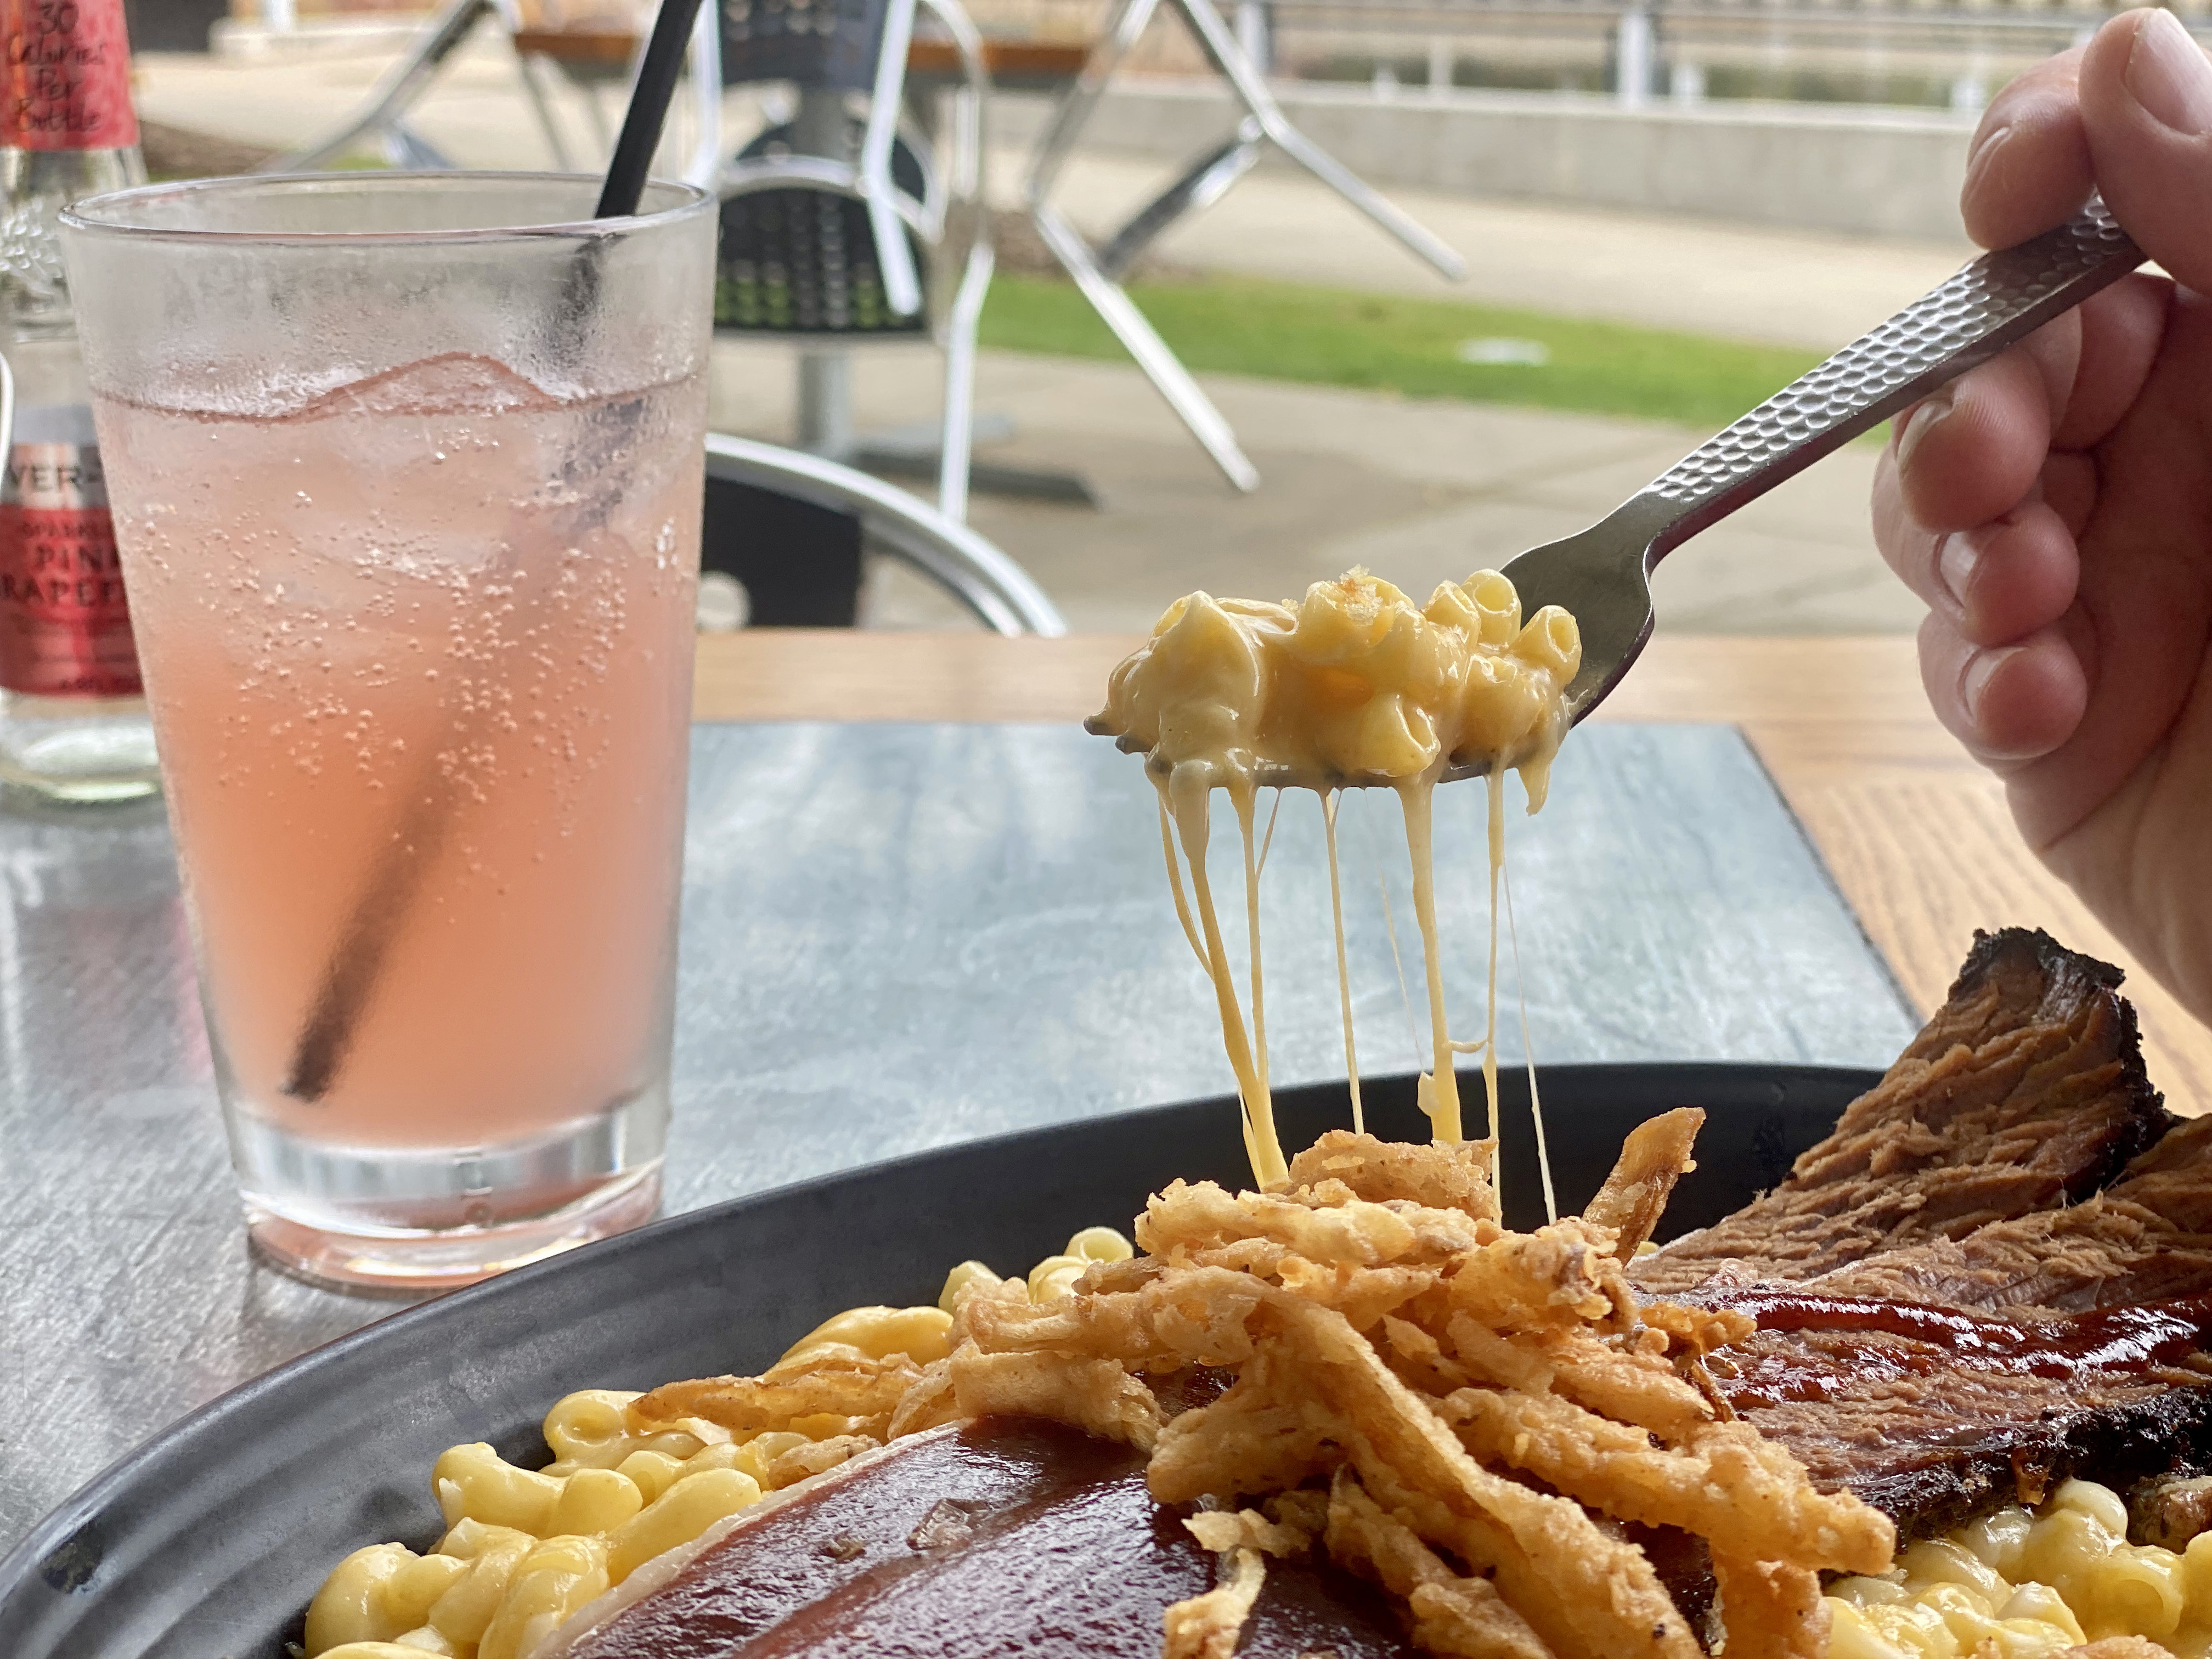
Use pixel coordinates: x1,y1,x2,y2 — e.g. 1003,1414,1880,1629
2081,7,2212,292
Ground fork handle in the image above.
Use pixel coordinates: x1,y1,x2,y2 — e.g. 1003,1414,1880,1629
1632,201,2144,557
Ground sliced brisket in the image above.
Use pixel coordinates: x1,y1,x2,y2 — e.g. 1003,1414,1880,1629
1801,1116,2212,1314
1712,1317,2212,1539
1633,929,2170,1297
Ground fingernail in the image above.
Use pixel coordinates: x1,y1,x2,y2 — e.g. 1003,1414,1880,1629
2126,8,2212,136
1897,392,1952,469
1937,530,1979,609
1962,646,2014,719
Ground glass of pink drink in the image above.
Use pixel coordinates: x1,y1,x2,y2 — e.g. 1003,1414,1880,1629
58,174,715,1290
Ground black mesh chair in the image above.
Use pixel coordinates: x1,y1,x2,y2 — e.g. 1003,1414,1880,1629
715,121,932,335
709,0,996,521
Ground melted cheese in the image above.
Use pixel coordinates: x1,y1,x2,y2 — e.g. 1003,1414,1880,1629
1321,793,1362,1136
1092,568,1580,1188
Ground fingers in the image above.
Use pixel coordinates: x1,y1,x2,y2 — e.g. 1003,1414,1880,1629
2049,271,2170,450
1889,339,2065,532
1944,503,2081,647
1874,472,2080,647
1917,612,2091,766
1962,47,2094,248
2081,8,2212,294
1888,278,2164,529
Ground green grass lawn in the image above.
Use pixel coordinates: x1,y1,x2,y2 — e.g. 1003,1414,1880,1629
977,272,1825,431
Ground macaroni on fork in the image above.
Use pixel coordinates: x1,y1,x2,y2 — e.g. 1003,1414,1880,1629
1090,568,1581,1190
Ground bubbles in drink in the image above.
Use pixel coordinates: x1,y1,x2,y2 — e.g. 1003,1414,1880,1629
95,357,707,1155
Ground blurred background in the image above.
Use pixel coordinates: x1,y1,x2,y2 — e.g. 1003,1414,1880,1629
116,0,2107,633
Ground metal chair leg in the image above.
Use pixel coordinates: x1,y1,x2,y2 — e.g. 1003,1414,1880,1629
1025,0,1158,207
705,433,1068,635
263,0,494,172
1096,115,1263,280
511,49,579,171
577,78,616,157
682,0,725,190
862,0,926,317
380,123,456,169
937,241,992,523
1032,202,1259,493
1024,0,1257,491
1170,0,1466,281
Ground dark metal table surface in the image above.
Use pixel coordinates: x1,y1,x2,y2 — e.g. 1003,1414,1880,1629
0,718,1917,1552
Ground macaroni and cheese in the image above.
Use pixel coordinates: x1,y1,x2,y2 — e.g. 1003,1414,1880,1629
303,1227,1133,1659
1830,1479,2212,1658
1090,568,1580,1188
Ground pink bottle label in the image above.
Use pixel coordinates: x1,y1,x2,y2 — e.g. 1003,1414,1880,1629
0,418,142,697
1,0,139,151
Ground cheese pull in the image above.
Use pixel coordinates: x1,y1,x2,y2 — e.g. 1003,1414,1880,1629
1092,569,1578,1189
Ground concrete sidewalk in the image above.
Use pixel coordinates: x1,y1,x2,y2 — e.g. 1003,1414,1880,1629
713,342,1916,636
1009,149,1972,352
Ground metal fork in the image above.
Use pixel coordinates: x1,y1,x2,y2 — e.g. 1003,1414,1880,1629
1502,201,2146,729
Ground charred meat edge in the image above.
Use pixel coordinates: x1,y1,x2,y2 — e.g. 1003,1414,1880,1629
1634,927,2171,1296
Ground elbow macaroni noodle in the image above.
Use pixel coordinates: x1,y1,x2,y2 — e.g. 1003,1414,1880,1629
1827,1478,2212,1658
305,1227,1135,1659
1095,568,1579,795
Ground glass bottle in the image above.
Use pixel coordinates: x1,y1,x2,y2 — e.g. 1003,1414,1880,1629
0,0,159,803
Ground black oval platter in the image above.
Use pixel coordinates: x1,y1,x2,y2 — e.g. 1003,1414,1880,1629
0,1061,1880,1658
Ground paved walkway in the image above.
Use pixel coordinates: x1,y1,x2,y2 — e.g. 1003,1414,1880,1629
714,342,1916,635
997,150,1972,353
133,42,1944,634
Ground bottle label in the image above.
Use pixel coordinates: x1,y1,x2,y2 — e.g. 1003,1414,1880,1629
0,403,141,698
1,0,139,151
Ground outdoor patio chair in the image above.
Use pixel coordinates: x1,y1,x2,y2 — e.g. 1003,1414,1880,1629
703,433,1065,634
707,0,997,523
1025,0,1467,491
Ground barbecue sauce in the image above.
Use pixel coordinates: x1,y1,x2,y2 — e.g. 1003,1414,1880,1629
1695,1288,2212,1408
556,1417,1419,1659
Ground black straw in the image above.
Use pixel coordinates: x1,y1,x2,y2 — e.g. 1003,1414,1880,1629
597,0,712,219
281,3,714,1104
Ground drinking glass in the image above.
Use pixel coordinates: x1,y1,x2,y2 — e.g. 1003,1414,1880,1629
59,173,715,1290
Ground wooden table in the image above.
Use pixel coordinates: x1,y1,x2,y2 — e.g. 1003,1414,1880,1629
906,36,1091,90
694,629,2212,1113
506,29,1092,84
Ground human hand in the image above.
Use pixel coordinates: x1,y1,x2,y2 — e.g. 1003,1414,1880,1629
1873,7,2212,1024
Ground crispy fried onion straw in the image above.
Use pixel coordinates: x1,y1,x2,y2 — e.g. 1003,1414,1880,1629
637,1123,1893,1658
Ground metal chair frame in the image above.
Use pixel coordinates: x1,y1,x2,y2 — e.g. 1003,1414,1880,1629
1025,0,1468,492
708,0,997,522
264,0,726,188
704,433,1064,635
706,0,927,319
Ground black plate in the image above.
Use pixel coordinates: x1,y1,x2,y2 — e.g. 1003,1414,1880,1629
0,1062,1878,1659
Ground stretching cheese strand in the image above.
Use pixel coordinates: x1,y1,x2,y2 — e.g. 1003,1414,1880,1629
1096,568,1578,1187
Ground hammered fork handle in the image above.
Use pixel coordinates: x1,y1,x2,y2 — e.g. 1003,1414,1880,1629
1633,201,2143,556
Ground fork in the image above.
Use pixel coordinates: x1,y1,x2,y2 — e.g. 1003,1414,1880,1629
1499,200,2146,730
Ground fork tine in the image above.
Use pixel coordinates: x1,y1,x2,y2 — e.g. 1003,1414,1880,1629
1500,518,1659,726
